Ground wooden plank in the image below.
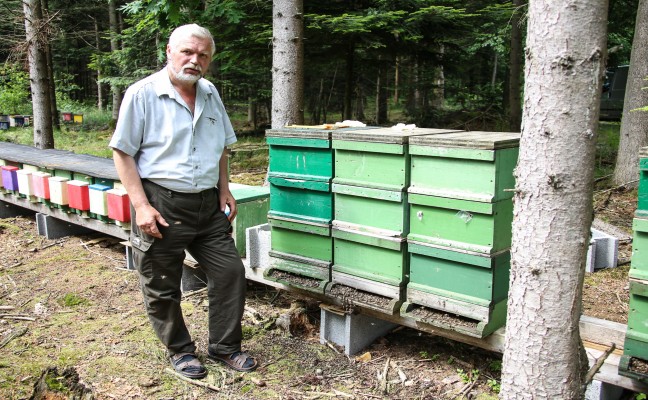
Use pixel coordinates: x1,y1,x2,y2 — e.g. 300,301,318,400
332,127,460,144
0,195,129,240
0,142,119,180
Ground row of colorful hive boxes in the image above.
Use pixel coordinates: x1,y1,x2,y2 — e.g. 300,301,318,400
620,147,648,381
0,165,130,226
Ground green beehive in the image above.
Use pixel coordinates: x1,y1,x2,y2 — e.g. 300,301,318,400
403,241,510,338
333,128,460,191
269,216,332,266
268,176,332,224
637,147,648,216
333,183,408,237
266,129,333,182
409,131,520,203
622,280,648,362
630,217,648,281
332,228,408,289
266,215,332,294
230,183,270,257
408,194,513,255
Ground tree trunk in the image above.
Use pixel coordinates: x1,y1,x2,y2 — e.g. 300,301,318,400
93,17,104,111
247,96,257,129
23,0,54,149
271,0,304,128
41,0,59,131
431,46,445,109
108,0,122,121
508,0,524,132
612,0,648,186
343,43,354,121
393,57,400,105
500,1,608,399
375,59,388,124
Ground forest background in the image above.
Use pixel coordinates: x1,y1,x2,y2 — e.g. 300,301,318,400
0,0,638,138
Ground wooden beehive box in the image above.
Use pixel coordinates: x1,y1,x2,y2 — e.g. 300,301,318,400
266,128,333,182
332,128,460,191
268,216,332,266
268,176,332,224
408,131,520,203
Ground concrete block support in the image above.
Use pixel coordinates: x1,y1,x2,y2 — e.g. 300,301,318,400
586,228,619,273
35,213,94,239
246,223,271,269
181,263,207,293
320,307,398,356
0,200,33,218
585,379,625,400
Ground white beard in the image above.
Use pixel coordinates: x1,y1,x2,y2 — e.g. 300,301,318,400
168,63,202,83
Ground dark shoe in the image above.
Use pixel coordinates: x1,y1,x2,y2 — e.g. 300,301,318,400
208,350,258,372
169,352,208,379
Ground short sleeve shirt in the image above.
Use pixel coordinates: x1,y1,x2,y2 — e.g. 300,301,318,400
109,69,237,193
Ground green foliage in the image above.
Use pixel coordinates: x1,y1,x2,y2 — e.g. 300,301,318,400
488,360,502,372
457,368,480,383
59,293,90,307
45,372,68,393
0,64,32,115
487,378,501,394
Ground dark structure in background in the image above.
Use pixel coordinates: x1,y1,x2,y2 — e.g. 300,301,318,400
600,65,629,120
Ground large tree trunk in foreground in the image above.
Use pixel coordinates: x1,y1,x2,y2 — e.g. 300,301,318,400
23,0,54,149
108,0,122,121
612,0,648,187
271,0,304,128
508,0,523,132
500,1,608,399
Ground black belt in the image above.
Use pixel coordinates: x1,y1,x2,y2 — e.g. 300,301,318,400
141,179,217,198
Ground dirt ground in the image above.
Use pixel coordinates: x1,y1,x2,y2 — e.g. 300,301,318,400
0,188,636,399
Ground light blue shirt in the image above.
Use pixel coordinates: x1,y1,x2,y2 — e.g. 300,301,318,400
109,69,237,193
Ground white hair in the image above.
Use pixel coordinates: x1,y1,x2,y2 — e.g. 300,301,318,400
168,24,215,57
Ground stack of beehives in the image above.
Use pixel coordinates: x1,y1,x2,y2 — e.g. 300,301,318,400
619,147,648,381
265,125,522,338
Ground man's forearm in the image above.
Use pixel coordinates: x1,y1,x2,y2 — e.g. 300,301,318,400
112,149,149,209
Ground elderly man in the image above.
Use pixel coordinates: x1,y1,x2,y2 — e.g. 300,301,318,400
109,24,257,378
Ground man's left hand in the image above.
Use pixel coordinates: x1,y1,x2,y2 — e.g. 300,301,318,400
220,189,237,222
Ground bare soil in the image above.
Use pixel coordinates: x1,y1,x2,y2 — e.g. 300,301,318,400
0,187,636,399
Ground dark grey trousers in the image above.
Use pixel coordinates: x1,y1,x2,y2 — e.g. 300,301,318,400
131,180,246,356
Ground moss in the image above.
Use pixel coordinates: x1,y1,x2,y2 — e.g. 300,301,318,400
59,293,90,307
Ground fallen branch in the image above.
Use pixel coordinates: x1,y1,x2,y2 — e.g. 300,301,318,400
182,287,208,298
379,357,391,394
0,315,36,321
0,326,28,349
584,343,616,387
80,240,123,264
164,368,221,392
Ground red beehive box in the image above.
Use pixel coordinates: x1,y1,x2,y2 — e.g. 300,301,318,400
107,188,131,222
32,171,51,199
67,180,90,211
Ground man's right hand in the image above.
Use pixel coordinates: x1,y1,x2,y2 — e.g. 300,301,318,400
135,204,169,239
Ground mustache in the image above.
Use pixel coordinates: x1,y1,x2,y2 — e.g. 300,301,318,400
183,63,202,72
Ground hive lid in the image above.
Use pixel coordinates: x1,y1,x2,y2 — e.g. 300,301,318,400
409,131,521,149
266,125,380,140
640,147,648,159
332,127,460,144
0,142,119,180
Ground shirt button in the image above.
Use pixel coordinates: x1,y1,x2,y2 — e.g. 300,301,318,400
194,166,198,169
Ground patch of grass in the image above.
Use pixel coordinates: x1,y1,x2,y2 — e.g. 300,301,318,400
0,220,21,234
584,264,630,287
59,293,89,307
595,121,621,182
